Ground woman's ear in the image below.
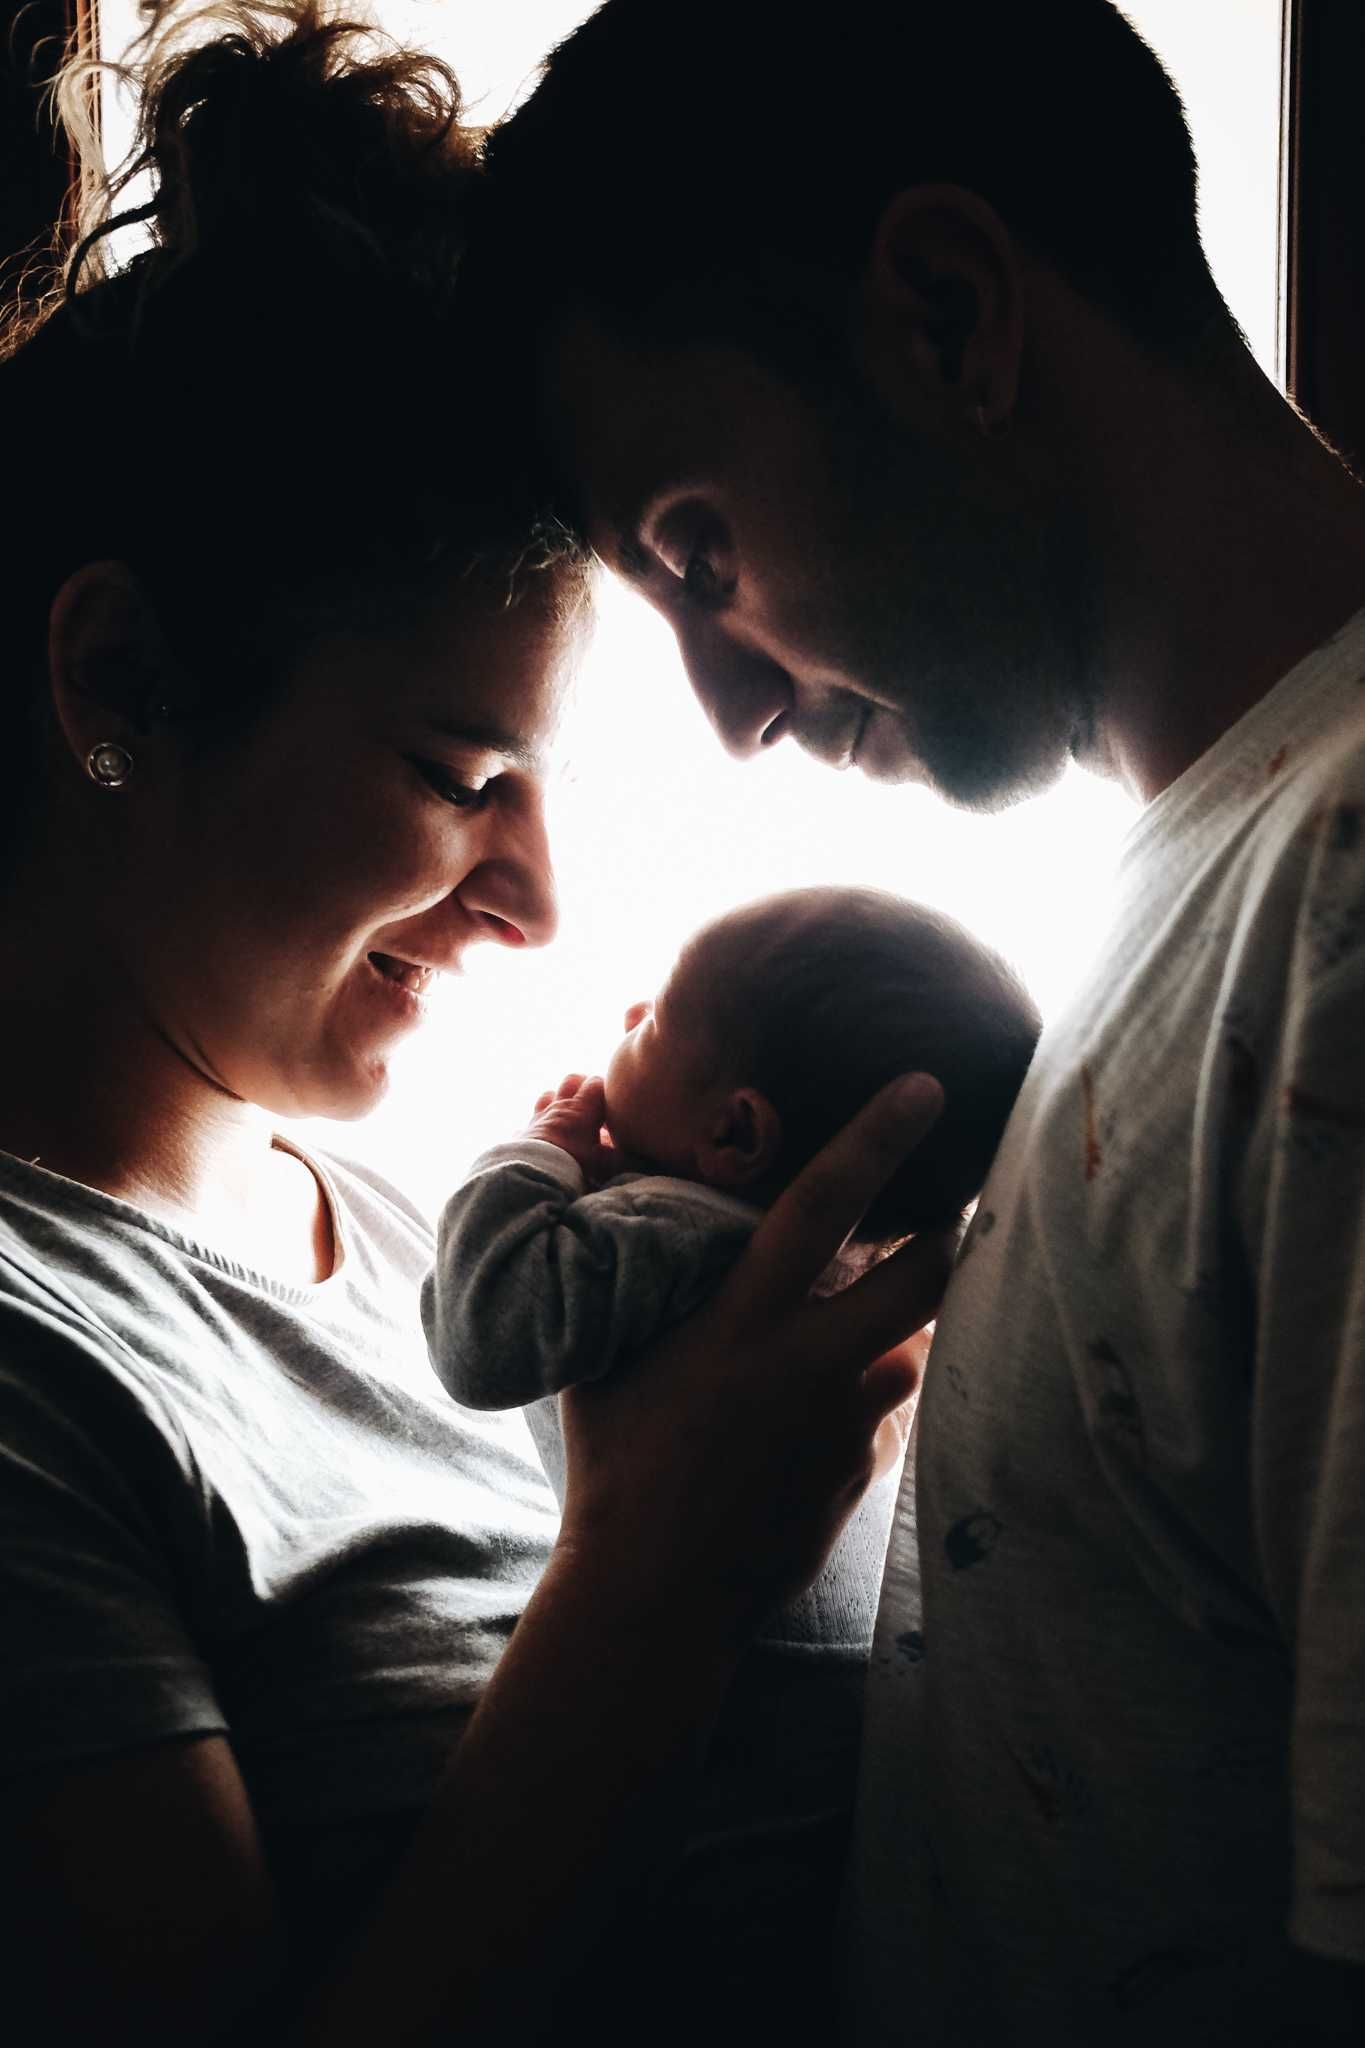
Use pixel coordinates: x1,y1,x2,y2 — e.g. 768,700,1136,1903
698,1087,783,1190
854,182,1023,433
47,562,173,773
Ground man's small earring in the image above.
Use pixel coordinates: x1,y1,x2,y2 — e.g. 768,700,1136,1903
86,741,134,789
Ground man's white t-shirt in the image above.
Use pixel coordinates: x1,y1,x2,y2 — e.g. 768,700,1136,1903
848,608,1365,2045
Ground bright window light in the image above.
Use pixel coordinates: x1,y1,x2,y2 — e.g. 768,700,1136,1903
94,2,1281,1211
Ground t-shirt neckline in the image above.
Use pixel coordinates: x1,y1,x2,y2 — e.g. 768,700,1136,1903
1121,599,1365,870
0,1136,348,1304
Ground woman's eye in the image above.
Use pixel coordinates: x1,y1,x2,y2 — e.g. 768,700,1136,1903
411,758,491,810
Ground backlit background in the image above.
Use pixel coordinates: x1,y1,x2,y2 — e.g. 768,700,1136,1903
98,1,1282,1208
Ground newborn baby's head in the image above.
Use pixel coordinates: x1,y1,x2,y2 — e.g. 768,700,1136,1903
604,887,1041,1243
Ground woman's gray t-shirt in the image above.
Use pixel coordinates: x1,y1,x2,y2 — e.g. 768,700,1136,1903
0,1141,559,1847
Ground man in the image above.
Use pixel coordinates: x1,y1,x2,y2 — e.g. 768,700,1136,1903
485,3,1365,2041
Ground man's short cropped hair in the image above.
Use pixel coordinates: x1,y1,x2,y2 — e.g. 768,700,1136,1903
484,0,1240,379
680,888,1042,1241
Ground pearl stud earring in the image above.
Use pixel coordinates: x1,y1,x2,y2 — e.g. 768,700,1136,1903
85,741,134,788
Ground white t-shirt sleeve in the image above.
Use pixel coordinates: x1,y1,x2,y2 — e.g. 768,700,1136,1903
1245,772,1365,1963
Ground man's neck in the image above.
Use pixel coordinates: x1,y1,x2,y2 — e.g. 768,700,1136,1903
1072,336,1365,802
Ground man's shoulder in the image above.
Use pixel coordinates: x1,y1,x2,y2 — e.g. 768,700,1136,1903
1265,695,1365,822
1146,697,1365,959
1244,684,1365,851
1235,701,1365,954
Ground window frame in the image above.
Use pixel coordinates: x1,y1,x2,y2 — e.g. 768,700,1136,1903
1280,0,1365,469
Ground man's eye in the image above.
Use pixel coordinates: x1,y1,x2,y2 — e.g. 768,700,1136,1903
411,758,491,809
653,508,736,606
683,547,729,605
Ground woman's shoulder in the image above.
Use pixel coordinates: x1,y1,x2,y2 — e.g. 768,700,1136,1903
0,1150,182,1358
0,1184,202,1516
292,1142,436,1255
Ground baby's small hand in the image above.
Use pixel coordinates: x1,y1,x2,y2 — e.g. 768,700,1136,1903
526,1074,617,1184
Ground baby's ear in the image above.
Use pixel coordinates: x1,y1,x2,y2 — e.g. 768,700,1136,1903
699,1088,782,1190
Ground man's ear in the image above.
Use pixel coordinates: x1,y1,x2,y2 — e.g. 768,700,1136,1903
697,1087,783,1190
46,561,175,772
855,183,1023,432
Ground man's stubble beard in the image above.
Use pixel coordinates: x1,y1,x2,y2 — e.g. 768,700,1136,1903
817,398,1102,814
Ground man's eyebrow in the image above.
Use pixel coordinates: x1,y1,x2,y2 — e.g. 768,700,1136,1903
615,523,653,582
423,717,544,770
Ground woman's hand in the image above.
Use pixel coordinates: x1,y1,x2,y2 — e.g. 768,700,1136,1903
557,1072,952,1642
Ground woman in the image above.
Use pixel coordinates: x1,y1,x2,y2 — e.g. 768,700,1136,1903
0,8,947,2043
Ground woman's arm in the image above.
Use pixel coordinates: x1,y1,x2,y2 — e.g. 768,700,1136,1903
7,1733,282,2042
8,1076,947,2046
297,1074,949,2045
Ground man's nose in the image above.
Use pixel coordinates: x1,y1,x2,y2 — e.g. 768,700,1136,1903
675,613,794,760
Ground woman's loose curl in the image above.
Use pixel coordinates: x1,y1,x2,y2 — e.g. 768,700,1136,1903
1,3,583,865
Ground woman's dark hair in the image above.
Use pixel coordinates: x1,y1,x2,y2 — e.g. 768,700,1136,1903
2,1,585,859
678,887,1041,1242
483,0,1241,380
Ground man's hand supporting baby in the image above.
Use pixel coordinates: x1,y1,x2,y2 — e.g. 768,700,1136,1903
556,1071,951,1623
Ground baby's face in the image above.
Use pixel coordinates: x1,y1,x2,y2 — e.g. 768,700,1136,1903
604,966,723,1175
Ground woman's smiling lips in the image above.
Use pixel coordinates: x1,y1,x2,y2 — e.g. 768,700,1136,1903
369,951,436,994
364,915,532,1023
366,950,441,1021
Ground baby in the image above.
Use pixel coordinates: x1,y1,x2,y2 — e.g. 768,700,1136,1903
422,886,1040,2031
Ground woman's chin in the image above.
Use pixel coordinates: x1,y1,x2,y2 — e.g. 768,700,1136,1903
324,1055,394,1123
254,1050,393,1127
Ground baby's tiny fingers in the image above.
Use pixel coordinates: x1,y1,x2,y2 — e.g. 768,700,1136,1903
533,1090,556,1116
556,1073,588,1099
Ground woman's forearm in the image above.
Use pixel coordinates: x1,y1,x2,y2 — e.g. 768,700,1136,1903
288,1542,743,2045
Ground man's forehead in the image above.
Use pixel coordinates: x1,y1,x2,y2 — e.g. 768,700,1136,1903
545,309,657,509
544,309,732,553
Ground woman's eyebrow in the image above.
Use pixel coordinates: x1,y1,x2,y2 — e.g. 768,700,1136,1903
423,717,545,771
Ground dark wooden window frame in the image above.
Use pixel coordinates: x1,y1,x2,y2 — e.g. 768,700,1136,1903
1281,0,1365,471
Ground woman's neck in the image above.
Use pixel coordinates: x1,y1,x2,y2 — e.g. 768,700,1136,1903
0,901,335,1282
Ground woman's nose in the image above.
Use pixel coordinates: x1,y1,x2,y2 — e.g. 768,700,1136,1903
623,1000,651,1032
460,789,559,949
